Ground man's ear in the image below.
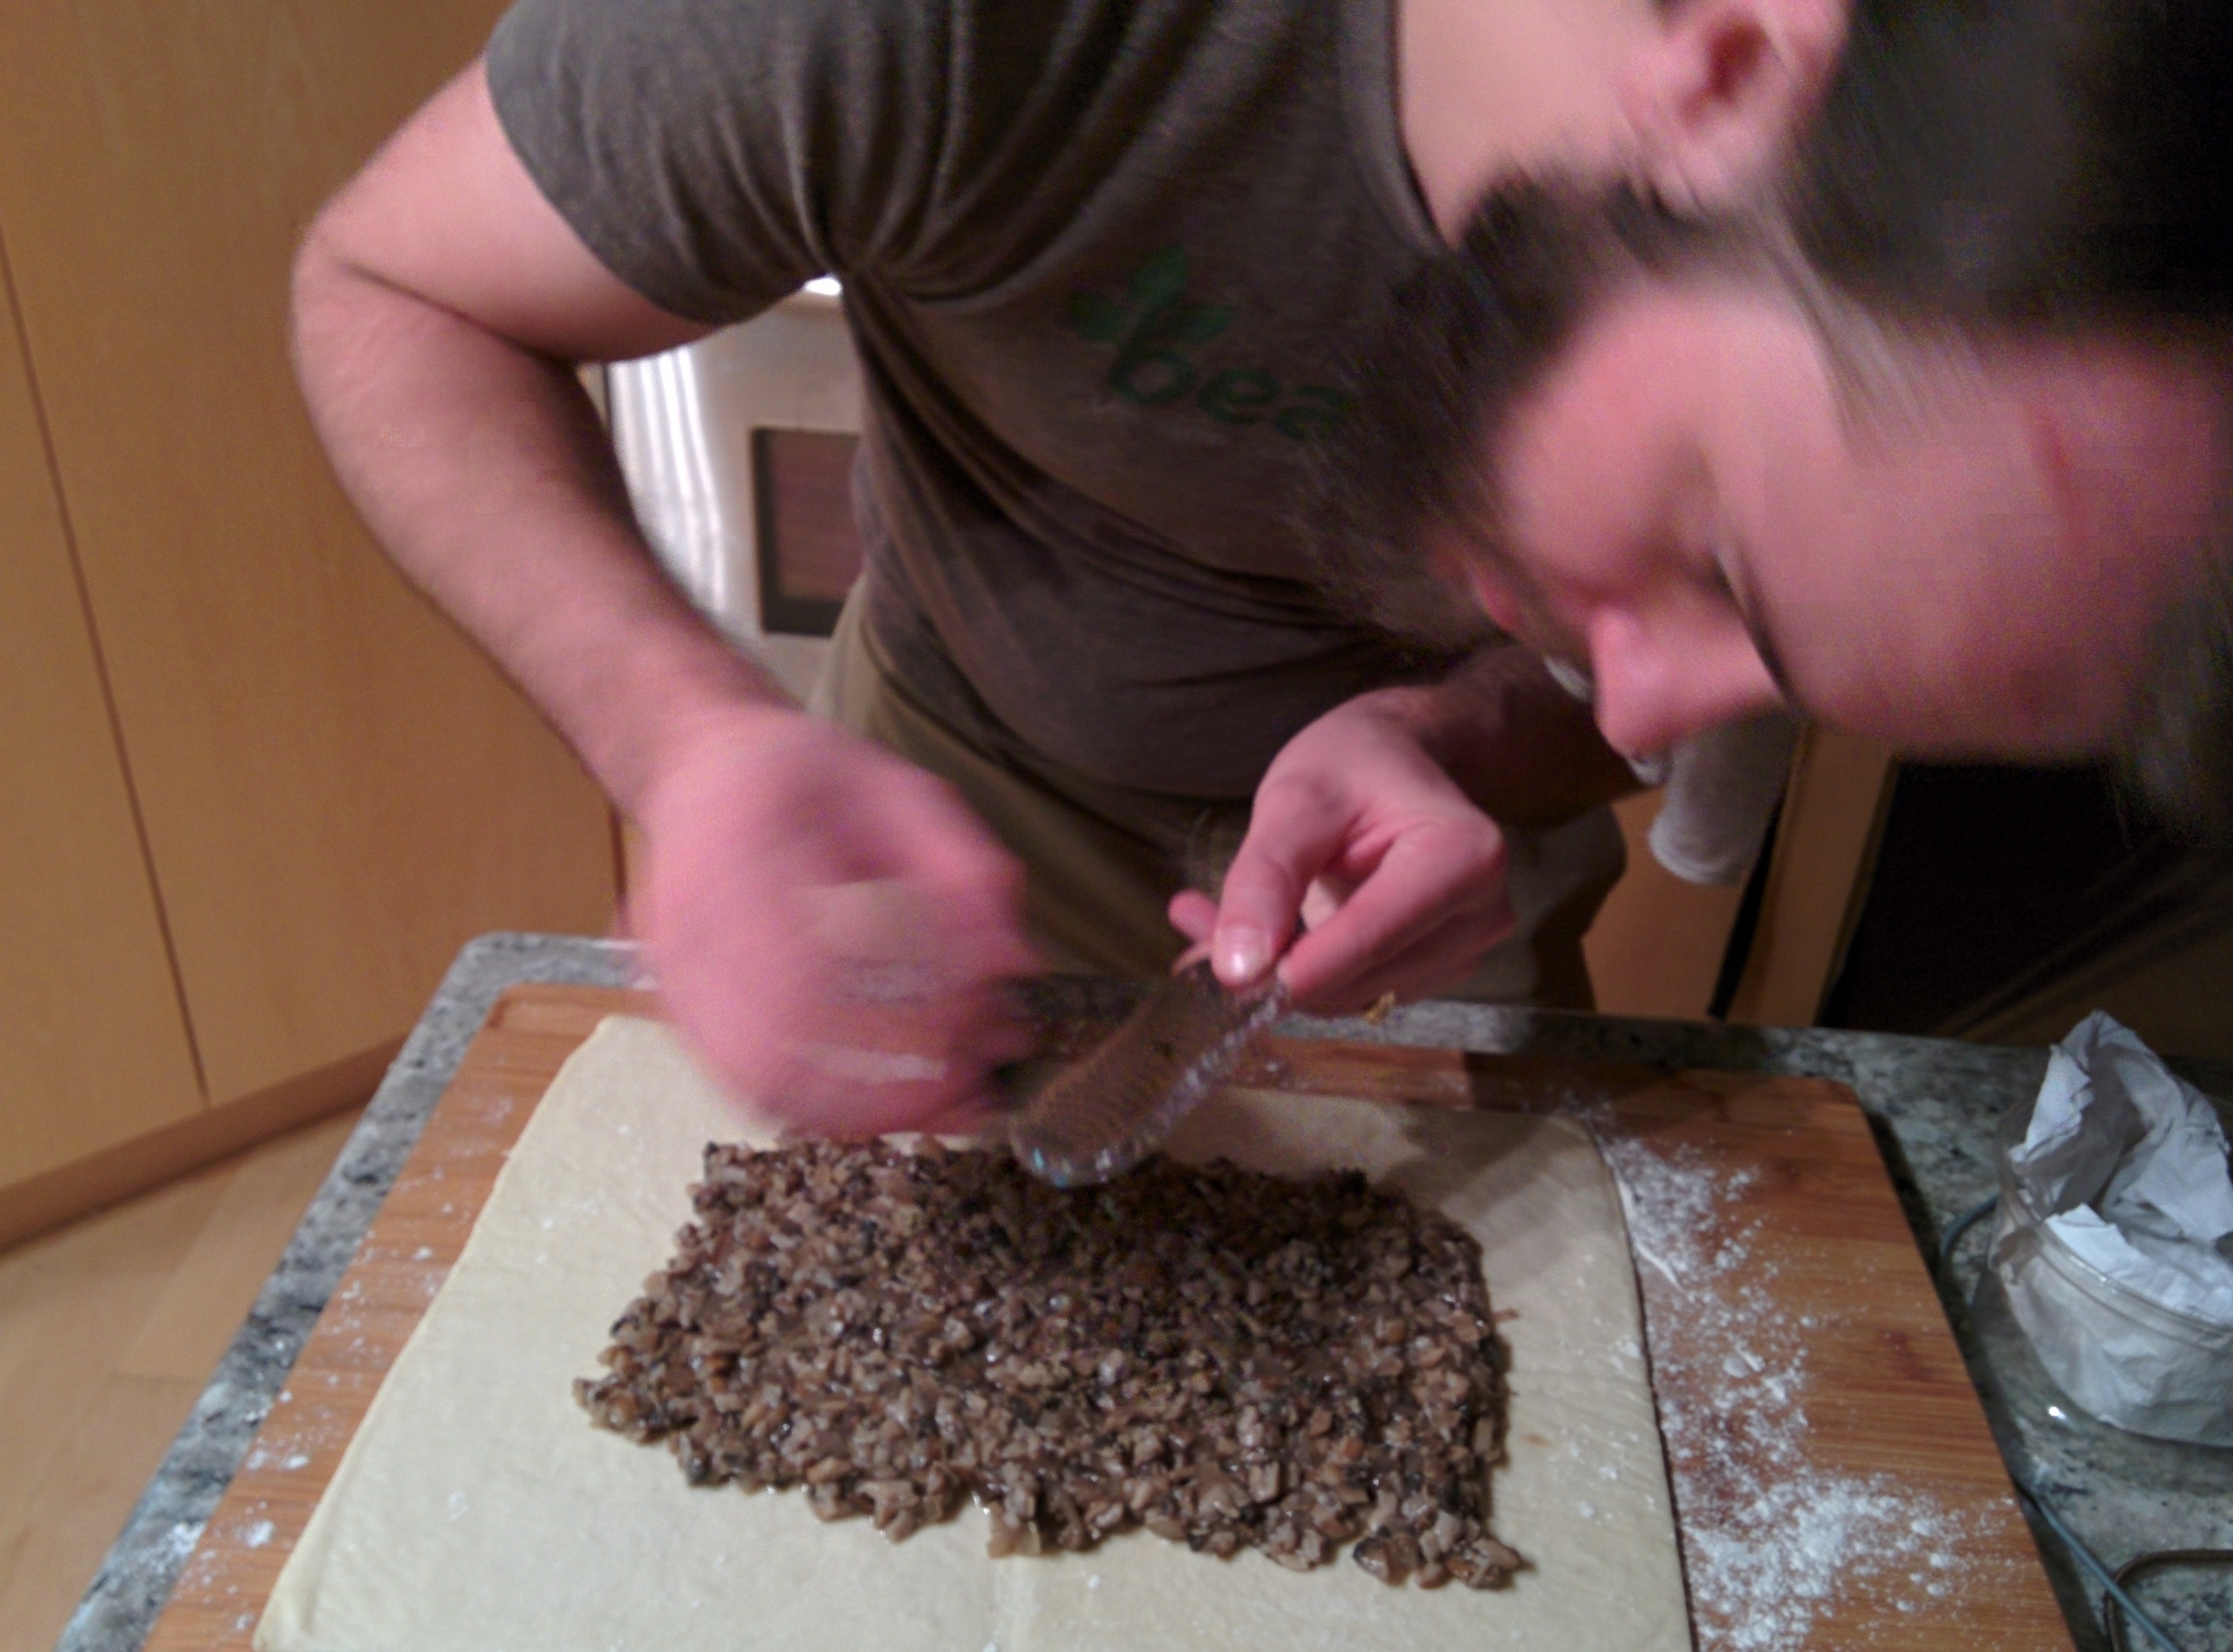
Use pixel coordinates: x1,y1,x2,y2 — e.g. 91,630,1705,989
1622,0,1846,210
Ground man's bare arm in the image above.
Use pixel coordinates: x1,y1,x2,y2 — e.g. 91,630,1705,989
291,58,779,813
294,60,1037,1130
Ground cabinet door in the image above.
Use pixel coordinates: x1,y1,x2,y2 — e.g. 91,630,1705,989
0,256,204,1185
1722,729,1896,1027
0,3,618,1109
1583,793,1748,1021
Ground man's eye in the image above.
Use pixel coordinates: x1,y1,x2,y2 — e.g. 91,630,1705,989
1697,538,1796,700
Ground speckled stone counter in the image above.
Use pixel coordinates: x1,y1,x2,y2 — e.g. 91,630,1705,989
67,933,2231,1652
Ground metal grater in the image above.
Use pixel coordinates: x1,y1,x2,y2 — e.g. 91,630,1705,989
1007,959,1291,1189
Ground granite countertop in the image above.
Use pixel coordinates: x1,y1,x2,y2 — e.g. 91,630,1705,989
64,932,2231,1652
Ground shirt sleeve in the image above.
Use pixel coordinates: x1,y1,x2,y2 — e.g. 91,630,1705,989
484,0,953,324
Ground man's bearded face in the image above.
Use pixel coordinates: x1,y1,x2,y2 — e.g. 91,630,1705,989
1310,181,2232,826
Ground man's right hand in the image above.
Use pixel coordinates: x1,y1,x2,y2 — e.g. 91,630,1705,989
635,707,1040,1137
285,58,1035,1130
292,62,1039,1134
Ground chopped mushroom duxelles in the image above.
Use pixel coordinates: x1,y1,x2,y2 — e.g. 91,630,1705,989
577,1138,1522,1587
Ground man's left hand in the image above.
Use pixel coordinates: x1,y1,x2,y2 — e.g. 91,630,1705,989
1171,646,1642,1010
1167,688,1516,1011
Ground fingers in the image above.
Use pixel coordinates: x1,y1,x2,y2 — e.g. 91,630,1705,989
1167,888,1218,943
1212,770,1518,1010
1277,820,1515,1008
772,873,1035,1136
910,1093,1004,1139
738,969,1030,1140
635,714,1045,1139
874,768,1041,982
1211,779,1349,989
791,766,1040,1132
1296,905,1509,1010
1162,889,1217,973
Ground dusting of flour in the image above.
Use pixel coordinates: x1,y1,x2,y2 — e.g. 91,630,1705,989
1593,1130,1990,1649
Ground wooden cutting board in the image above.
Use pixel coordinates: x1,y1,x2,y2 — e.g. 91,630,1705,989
145,985,2072,1650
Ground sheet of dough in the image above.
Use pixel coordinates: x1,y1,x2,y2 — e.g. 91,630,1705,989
260,1016,1689,1651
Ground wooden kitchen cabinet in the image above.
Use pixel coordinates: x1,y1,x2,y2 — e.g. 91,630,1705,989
0,3,618,1244
1585,730,1897,1025
0,243,207,1198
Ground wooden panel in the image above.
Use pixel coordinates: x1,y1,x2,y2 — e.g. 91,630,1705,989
150,986,2070,1651
0,1041,390,1253
0,233,202,1187
1725,727,1896,1027
0,3,617,1110
1583,789,1747,1020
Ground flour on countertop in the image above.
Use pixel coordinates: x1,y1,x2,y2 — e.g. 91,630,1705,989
1593,1130,1991,1650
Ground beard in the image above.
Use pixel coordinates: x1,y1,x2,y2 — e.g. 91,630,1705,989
1300,178,1728,656
2120,515,2233,840
1305,149,2233,842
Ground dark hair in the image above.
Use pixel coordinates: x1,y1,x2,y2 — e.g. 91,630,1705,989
2125,518,2233,838
1791,0,2233,329
1313,3,2233,835
1307,181,1727,652
1792,0,2233,836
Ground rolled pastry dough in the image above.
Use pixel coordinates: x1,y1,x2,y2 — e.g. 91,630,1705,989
258,1016,1689,1651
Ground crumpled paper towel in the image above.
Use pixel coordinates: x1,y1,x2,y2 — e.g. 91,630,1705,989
1991,1011,2233,1444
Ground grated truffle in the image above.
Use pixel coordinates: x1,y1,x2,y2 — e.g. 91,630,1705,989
577,1139,1519,1587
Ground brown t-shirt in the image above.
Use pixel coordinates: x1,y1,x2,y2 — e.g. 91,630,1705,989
487,0,1449,800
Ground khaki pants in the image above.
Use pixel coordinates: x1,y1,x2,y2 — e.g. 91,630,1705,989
809,590,1621,1009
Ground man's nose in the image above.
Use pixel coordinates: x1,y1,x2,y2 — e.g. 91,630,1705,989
1585,610,1783,758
